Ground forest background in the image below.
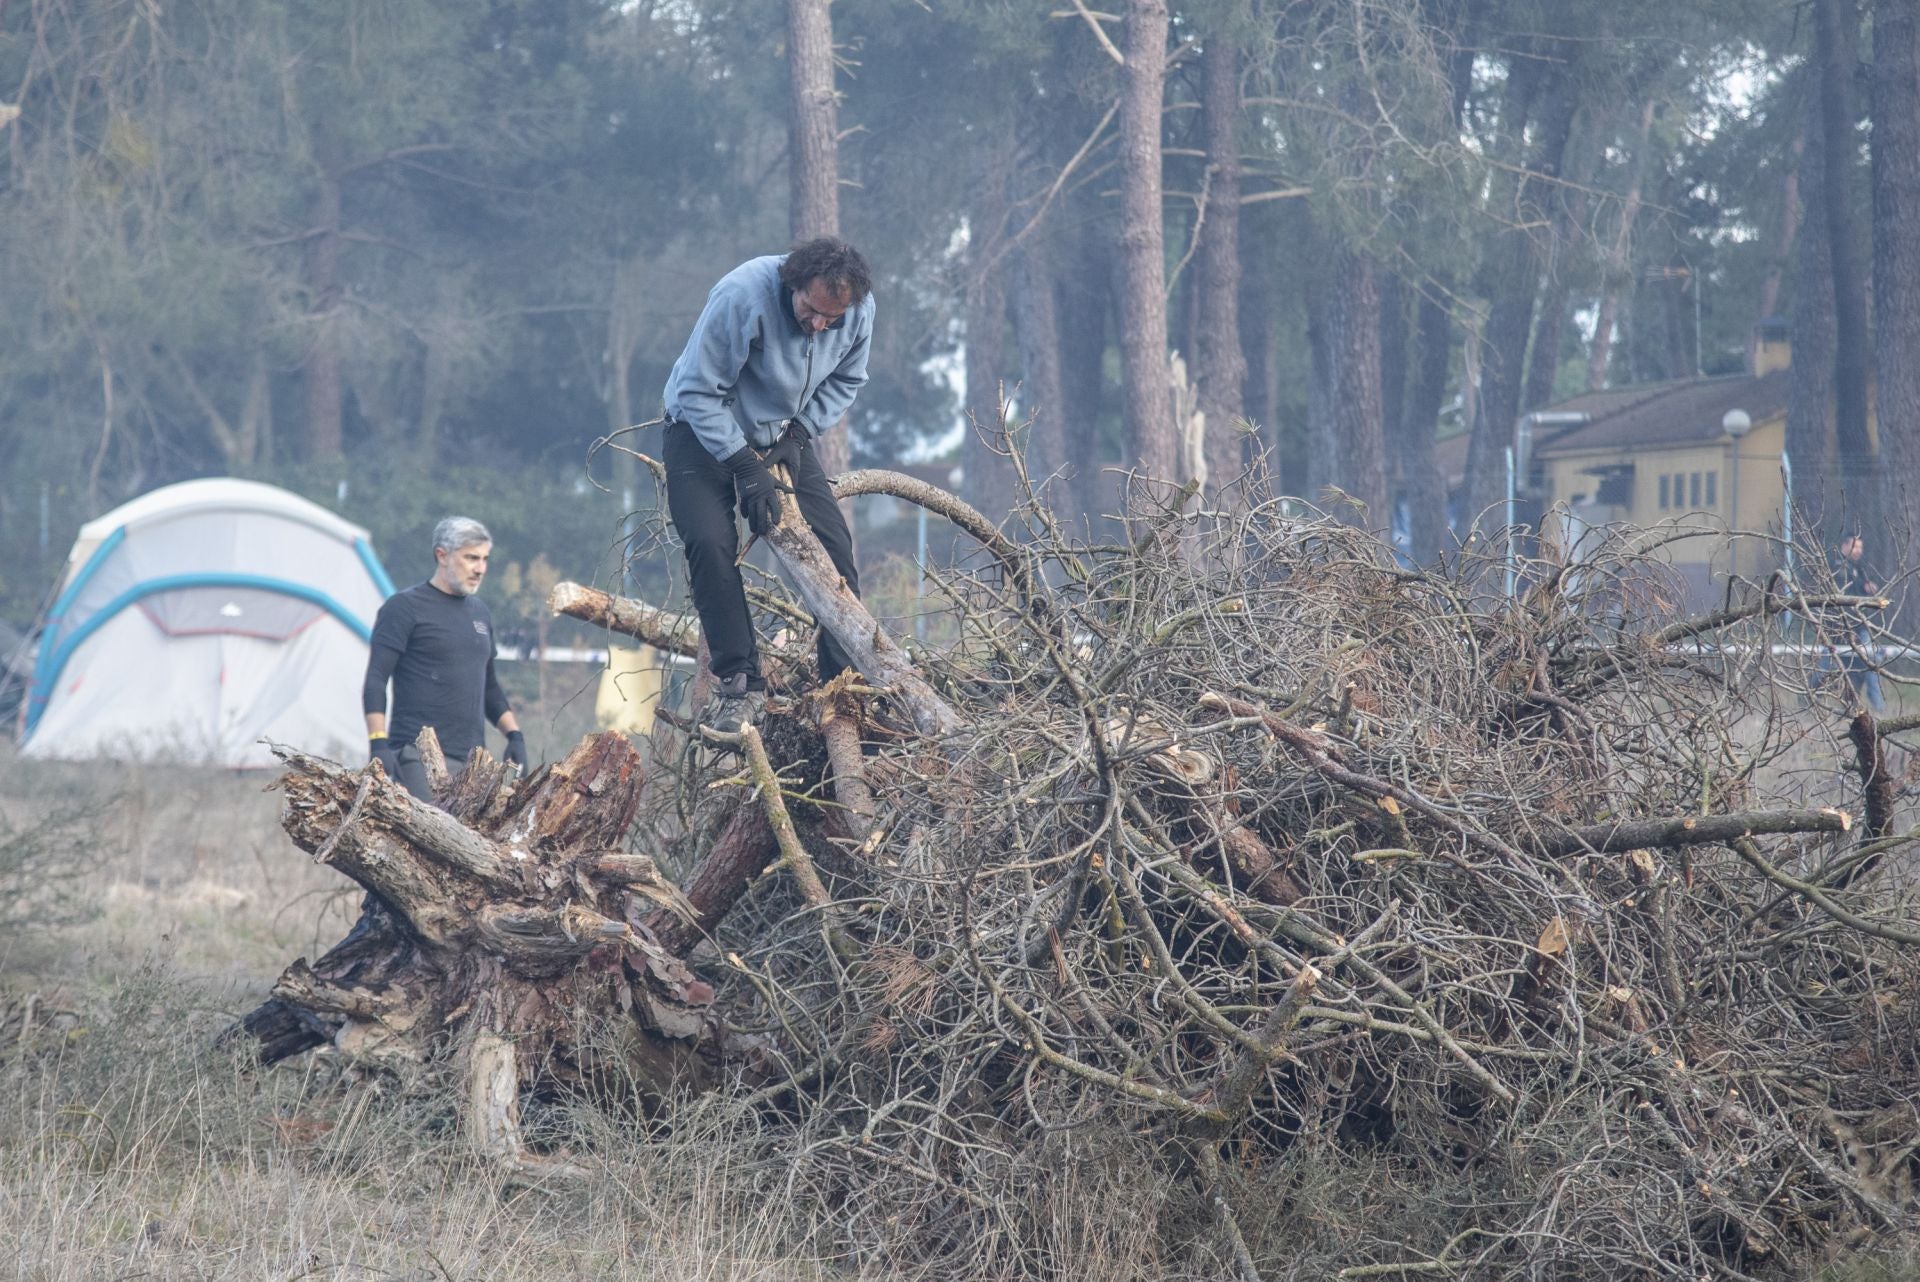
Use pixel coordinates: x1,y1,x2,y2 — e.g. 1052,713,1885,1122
3,0,1918,648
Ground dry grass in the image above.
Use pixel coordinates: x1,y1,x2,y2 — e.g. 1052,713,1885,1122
0,740,1195,1282
0,744,797,1281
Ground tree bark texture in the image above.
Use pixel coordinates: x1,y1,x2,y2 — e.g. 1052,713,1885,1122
1117,0,1177,484
1587,98,1657,391
1401,284,1453,563
1058,235,1112,523
1814,0,1878,528
1010,239,1068,501
1522,106,1600,412
1379,275,1409,475
1237,206,1284,480
964,159,1016,522
1305,256,1335,503
1195,39,1249,503
1326,248,1388,524
787,0,851,496
1872,0,1920,582
1753,127,1803,342
1790,74,1842,539
762,483,967,738
787,0,839,241
304,175,344,463
1463,61,1577,528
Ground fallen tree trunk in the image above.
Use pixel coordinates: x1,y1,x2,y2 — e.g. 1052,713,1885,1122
761,476,966,738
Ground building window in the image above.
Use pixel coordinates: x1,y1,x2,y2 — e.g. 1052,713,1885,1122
1659,475,1670,509
1705,471,1718,508
1689,472,1702,507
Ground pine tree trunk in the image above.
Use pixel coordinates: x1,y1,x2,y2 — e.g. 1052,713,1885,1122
1790,77,1842,542
1245,289,1280,479
1402,285,1453,563
1523,107,1599,410
1195,39,1248,504
1327,249,1388,524
1523,292,1571,412
1010,238,1067,502
1753,128,1803,345
304,175,344,463
1814,0,1878,528
1059,236,1111,525
787,0,851,492
1305,251,1335,503
964,162,1015,521
787,0,838,240
1463,64,1578,528
1117,0,1177,485
1872,0,1920,587
1589,97,1657,391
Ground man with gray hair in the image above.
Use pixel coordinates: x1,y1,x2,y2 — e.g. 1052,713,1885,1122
362,516,526,799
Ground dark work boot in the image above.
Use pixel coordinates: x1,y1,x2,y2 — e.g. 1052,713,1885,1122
701,672,767,735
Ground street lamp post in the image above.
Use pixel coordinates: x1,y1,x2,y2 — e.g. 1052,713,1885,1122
1780,448,1795,589
1722,408,1752,579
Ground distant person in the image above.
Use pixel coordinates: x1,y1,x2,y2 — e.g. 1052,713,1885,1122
661,236,874,733
364,516,527,799
1812,532,1887,715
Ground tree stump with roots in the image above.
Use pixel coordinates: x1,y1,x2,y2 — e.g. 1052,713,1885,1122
239,732,745,1172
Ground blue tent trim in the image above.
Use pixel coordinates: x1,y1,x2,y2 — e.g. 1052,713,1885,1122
24,571,379,737
44,526,126,631
25,525,128,735
355,537,398,598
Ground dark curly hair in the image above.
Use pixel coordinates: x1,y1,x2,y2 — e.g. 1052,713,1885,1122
778,237,872,304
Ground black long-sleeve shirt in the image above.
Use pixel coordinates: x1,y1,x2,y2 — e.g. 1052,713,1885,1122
361,582,509,764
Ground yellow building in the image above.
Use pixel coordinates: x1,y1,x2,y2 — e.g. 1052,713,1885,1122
1527,330,1799,608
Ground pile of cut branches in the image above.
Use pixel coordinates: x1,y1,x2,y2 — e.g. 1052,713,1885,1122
249,469,1920,1281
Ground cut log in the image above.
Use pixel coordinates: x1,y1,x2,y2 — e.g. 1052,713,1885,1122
762,481,967,738
548,581,698,658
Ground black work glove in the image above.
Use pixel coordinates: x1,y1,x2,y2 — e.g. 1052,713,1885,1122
503,729,528,770
369,735,402,779
761,419,811,474
725,445,784,535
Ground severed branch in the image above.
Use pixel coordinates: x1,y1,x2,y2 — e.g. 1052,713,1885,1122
815,682,876,843
1848,711,1895,845
644,803,777,956
831,468,1050,620
549,581,698,658
1728,836,1920,947
762,483,967,738
709,723,858,961
1536,808,1853,858
1646,592,1887,651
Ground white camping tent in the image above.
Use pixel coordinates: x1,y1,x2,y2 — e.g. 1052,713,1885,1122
21,479,394,768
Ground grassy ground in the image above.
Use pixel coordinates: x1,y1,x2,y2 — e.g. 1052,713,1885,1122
0,726,854,1282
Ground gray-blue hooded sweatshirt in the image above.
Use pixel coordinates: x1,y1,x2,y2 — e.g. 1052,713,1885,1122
663,254,875,462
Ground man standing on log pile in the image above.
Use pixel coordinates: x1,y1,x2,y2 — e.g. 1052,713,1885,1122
363,516,527,799
662,237,874,733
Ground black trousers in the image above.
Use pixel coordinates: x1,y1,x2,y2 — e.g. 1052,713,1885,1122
664,420,860,685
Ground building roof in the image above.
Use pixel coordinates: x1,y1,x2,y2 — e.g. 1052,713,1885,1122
1533,368,1790,458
